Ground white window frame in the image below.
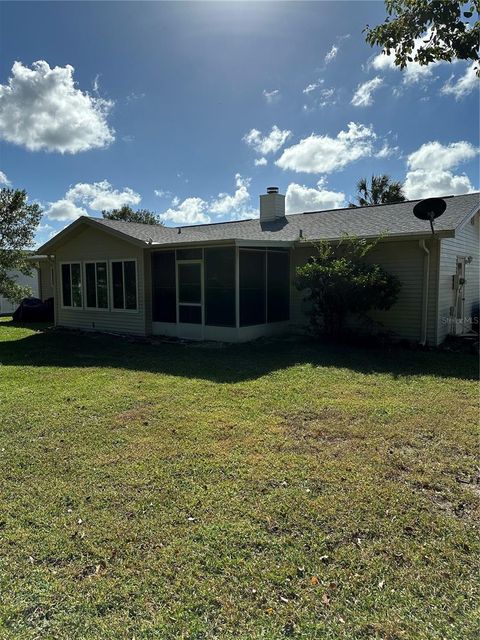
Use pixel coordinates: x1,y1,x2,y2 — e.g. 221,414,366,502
59,262,83,310
84,261,109,311
110,259,139,313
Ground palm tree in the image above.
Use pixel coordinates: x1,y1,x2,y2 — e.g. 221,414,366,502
349,174,406,208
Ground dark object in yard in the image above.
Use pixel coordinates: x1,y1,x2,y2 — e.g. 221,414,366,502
12,297,54,323
413,197,446,234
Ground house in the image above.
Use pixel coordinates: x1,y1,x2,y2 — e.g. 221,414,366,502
34,188,479,345
0,268,40,316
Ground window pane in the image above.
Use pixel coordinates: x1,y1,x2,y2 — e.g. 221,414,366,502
85,263,96,308
179,305,202,324
239,250,266,326
96,262,108,308
178,263,201,303
267,251,290,322
152,251,176,322
112,262,124,309
124,261,137,310
61,264,71,307
205,247,235,327
71,264,82,307
177,248,202,261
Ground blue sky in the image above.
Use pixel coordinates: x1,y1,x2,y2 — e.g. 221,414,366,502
0,1,478,246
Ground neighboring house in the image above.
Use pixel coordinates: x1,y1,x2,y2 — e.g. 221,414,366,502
34,189,479,345
0,269,40,316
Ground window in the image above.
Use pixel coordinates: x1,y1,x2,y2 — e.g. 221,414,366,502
267,251,290,322
205,247,236,327
85,262,108,309
61,263,82,308
239,250,266,326
111,260,137,310
152,251,176,322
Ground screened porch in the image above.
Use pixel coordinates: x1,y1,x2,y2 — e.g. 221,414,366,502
150,244,291,341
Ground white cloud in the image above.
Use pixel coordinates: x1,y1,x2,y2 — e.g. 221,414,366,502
158,174,256,225
159,197,210,225
210,174,251,215
317,88,337,107
243,125,292,155
45,199,88,221
45,180,141,221
404,170,476,199
276,122,376,174
126,92,145,103
0,170,10,185
370,30,452,85
404,140,479,199
441,63,478,99
407,141,478,172
325,45,338,64
254,157,268,166
262,89,280,103
286,180,345,213
375,143,399,159
351,77,383,107
0,61,114,153
154,189,173,199
303,82,321,94
65,180,141,211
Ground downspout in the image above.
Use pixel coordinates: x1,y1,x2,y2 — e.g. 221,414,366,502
419,239,430,346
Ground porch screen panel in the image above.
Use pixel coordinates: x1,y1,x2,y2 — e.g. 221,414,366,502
239,250,266,326
267,251,290,322
205,247,235,327
152,251,176,322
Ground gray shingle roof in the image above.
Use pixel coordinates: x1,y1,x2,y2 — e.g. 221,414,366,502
38,193,479,254
93,193,479,246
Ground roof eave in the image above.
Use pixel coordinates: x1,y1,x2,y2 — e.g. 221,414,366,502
294,230,455,245
36,216,149,253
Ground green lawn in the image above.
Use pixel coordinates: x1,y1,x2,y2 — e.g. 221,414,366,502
0,319,479,640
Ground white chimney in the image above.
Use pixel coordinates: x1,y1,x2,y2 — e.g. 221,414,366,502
259,187,285,222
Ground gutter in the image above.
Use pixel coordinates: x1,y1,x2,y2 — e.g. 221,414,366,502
419,239,430,346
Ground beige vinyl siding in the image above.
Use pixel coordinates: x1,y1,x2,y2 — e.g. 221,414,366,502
290,239,438,343
54,226,146,335
436,212,480,344
38,262,55,300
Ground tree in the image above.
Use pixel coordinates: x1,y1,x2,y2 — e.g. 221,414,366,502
365,1,480,76
295,238,401,338
0,189,42,303
349,175,406,208
102,205,163,225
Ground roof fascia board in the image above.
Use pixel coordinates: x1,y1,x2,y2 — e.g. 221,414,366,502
454,202,480,234
37,216,148,253
234,239,294,248
147,238,237,250
294,230,454,247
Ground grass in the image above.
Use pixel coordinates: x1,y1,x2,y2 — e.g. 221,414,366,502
0,318,479,640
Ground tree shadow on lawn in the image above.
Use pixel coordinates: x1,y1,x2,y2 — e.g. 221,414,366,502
0,323,477,383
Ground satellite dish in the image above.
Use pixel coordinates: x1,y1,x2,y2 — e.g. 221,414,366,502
413,197,446,234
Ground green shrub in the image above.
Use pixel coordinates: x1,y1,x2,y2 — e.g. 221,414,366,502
295,237,401,338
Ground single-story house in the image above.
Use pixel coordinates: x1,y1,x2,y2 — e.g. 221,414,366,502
34,188,479,345
0,268,40,316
